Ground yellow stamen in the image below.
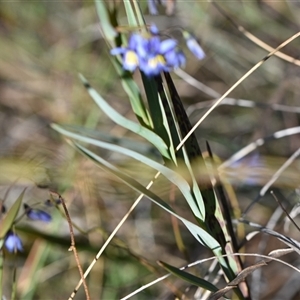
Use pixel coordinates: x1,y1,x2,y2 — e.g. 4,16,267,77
124,51,139,67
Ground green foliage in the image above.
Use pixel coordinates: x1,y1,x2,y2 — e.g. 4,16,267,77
52,0,244,297
1,0,300,299
158,260,219,293
0,189,25,239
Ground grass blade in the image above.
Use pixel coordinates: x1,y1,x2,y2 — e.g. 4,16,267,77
158,260,218,292
94,0,117,41
0,188,25,239
51,123,203,220
78,74,170,160
71,141,223,253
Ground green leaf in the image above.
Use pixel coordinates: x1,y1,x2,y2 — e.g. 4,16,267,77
109,58,151,127
57,124,159,157
51,123,203,220
142,75,172,155
121,79,152,127
123,0,138,27
78,74,170,160
117,64,152,127
108,3,150,127
94,0,117,41
163,73,206,219
132,0,146,28
0,188,25,238
158,261,219,292
70,141,222,253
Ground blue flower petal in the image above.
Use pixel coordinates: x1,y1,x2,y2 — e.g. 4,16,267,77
142,55,166,76
147,0,159,15
159,39,177,54
110,47,126,56
150,24,159,35
186,38,205,59
183,31,206,60
148,36,161,52
165,50,186,68
128,33,145,51
5,231,23,252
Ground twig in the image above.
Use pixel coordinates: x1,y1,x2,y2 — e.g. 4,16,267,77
211,1,300,67
68,171,161,299
121,251,299,300
177,31,300,154
52,192,90,300
243,147,300,215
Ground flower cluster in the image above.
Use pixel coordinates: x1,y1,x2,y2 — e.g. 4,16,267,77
111,25,186,77
1,198,60,253
111,25,205,77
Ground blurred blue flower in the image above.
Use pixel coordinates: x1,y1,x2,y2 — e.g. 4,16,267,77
5,231,23,252
24,203,52,222
147,0,159,15
147,0,175,16
183,31,205,60
110,35,139,72
138,37,180,76
149,24,159,35
111,26,185,77
230,153,265,186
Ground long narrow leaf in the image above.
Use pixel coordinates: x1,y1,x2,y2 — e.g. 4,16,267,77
142,75,178,163
0,188,25,238
56,124,159,157
132,0,146,28
158,261,219,292
156,75,206,218
51,123,203,220
110,58,151,127
78,74,170,160
71,141,224,255
123,0,138,28
94,0,117,41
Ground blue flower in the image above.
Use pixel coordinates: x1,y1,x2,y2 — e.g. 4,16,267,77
111,33,143,72
183,31,205,60
230,153,265,186
147,0,159,15
110,26,185,77
5,231,23,252
24,203,52,222
149,24,159,35
138,38,177,76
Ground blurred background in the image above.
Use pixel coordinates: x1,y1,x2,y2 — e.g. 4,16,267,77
1,1,300,299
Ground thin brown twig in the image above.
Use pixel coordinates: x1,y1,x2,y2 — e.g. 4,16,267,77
67,170,161,299
51,192,90,300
